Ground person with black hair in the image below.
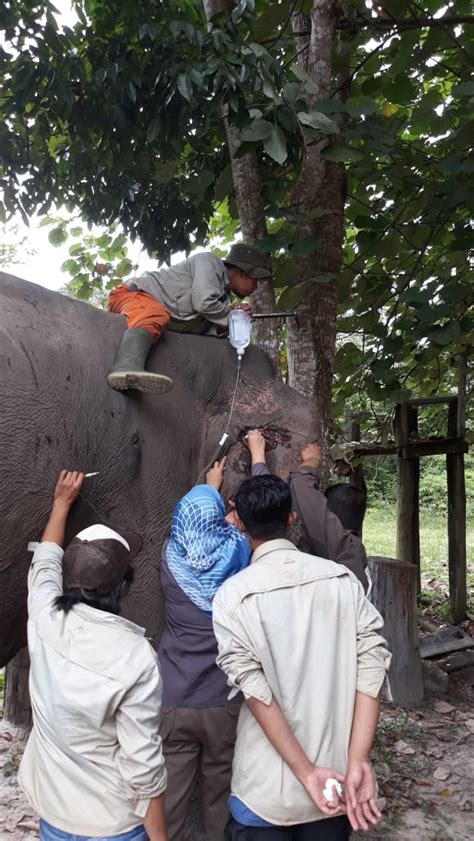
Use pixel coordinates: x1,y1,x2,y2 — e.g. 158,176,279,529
247,431,369,591
213,474,390,840
18,470,168,841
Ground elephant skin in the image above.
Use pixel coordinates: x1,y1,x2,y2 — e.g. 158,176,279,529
0,272,319,665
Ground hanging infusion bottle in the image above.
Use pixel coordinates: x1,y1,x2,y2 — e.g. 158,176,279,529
228,308,252,359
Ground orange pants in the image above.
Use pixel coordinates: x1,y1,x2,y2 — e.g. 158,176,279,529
108,285,170,340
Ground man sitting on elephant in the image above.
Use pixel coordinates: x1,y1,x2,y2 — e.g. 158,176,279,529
107,243,271,395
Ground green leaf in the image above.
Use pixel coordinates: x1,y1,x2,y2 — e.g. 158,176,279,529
322,145,363,163
278,284,306,310
428,322,461,346
240,119,273,142
94,67,107,85
61,258,79,273
289,236,320,257
214,165,233,202
453,81,474,96
155,159,180,183
177,73,192,102
263,125,287,165
48,226,68,246
147,117,161,144
297,111,338,134
346,96,378,117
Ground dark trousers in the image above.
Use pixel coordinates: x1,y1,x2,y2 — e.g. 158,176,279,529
161,706,239,841
225,815,352,841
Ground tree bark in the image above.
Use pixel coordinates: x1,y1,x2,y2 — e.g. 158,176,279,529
203,0,280,372
287,1,347,461
368,556,424,707
3,647,32,726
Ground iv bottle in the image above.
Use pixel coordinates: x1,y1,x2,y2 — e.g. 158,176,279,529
228,308,252,356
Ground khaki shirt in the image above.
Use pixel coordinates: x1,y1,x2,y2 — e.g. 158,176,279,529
126,251,231,328
212,539,390,826
19,543,166,836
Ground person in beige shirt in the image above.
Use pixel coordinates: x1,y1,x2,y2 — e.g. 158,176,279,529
212,474,391,840
19,471,167,841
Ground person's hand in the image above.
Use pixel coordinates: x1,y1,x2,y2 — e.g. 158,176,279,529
344,759,381,832
246,429,266,464
231,302,253,317
300,442,322,468
225,498,238,525
53,470,84,509
206,457,226,491
301,765,346,818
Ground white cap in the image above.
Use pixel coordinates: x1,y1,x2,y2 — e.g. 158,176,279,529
75,524,130,552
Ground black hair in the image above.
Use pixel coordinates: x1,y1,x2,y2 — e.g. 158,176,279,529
235,475,292,540
324,483,367,535
54,567,135,615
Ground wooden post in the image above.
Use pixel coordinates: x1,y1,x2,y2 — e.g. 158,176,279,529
447,397,467,622
394,404,421,592
3,647,32,726
368,556,424,706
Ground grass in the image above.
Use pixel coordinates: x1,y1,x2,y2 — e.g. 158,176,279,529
363,501,474,618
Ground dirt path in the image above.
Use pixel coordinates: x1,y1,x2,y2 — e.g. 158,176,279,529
1,671,473,841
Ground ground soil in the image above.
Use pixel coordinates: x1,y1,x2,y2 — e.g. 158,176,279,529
1,668,473,841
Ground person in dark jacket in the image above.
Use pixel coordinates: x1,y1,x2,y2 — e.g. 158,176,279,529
157,457,250,841
246,431,369,591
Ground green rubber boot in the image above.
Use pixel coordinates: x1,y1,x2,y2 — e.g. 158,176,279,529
107,328,173,394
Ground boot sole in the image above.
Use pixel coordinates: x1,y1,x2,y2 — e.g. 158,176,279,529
107,371,174,394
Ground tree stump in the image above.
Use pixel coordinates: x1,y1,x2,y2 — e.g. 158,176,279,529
368,556,424,707
3,647,32,726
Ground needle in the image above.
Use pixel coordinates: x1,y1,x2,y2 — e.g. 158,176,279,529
84,472,100,478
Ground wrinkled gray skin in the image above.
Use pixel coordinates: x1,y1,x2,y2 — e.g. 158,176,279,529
0,272,319,666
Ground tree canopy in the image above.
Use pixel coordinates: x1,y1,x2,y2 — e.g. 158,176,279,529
1,0,472,423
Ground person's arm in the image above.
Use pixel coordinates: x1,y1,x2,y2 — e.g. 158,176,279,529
190,254,231,327
246,429,270,476
246,696,345,818
345,693,381,832
213,595,344,818
42,470,84,545
343,583,391,832
289,444,368,590
115,661,167,841
28,470,84,619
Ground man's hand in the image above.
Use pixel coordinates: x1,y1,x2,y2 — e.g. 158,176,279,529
300,442,322,468
42,470,84,546
231,302,253,317
344,759,381,832
246,429,266,464
53,470,84,509
206,457,226,491
301,765,346,818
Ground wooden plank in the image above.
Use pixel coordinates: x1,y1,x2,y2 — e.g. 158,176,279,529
457,353,467,439
406,395,457,407
419,626,474,659
447,400,467,622
394,404,421,591
352,438,468,458
368,556,424,706
399,438,468,459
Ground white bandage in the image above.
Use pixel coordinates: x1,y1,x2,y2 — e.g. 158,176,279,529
323,778,343,802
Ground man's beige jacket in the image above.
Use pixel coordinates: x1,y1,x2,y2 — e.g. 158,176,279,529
19,542,166,836
212,539,391,827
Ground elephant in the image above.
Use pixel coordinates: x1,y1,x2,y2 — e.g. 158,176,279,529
0,271,319,667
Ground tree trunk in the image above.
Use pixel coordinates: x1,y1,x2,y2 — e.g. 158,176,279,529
287,1,347,466
3,647,32,726
368,556,424,707
203,0,280,372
